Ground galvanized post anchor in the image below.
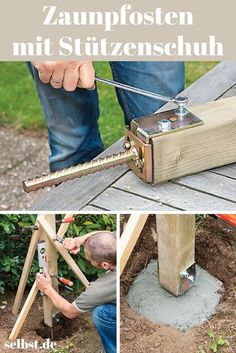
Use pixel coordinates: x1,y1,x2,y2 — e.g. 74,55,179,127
179,263,196,295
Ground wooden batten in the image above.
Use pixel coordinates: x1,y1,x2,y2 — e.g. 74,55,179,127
9,282,39,340
152,96,236,183
12,217,42,315
120,214,148,275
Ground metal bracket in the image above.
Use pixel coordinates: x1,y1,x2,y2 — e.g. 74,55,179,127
130,109,203,143
125,128,153,182
179,263,196,295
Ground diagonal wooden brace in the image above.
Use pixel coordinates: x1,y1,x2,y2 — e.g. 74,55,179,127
12,216,42,315
120,214,148,275
38,217,89,288
9,281,38,340
9,213,86,341
57,213,75,238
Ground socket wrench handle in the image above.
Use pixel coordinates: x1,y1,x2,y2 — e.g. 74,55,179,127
95,76,188,109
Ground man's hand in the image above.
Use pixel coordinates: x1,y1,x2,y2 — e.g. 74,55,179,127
32,61,95,91
63,237,81,255
36,272,52,293
63,232,102,254
36,272,81,319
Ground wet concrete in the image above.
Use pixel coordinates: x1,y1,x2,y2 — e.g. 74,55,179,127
127,260,224,331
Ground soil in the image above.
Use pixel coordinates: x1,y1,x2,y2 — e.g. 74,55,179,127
120,215,236,353
0,292,102,353
0,125,50,210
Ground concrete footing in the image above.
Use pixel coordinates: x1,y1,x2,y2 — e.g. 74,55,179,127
127,260,223,331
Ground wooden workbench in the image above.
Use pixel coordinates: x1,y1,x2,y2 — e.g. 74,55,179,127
31,62,236,211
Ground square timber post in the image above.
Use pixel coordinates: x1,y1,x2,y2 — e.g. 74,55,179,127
40,214,58,327
156,214,195,296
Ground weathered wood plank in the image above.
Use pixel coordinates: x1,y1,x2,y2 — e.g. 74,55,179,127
219,85,236,99
173,171,236,202
211,163,236,179
112,171,236,211
30,143,128,210
81,205,105,211
157,214,195,296
158,61,236,112
90,187,175,211
30,62,236,211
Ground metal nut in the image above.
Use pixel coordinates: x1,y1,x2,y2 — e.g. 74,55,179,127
135,159,144,169
123,141,131,150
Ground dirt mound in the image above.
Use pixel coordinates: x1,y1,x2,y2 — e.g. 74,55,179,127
0,293,102,353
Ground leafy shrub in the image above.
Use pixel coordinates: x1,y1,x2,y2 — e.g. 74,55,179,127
0,214,116,295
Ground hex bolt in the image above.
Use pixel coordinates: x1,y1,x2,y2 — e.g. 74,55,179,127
123,141,131,150
135,159,144,169
159,119,172,132
175,96,189,117
180,271,195,283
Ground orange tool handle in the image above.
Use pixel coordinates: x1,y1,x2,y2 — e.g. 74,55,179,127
58,277,74,287
216,214,236,228
62,217,75,223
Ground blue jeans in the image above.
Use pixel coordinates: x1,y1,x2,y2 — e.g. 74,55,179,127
92,304,116,353
28,62,184,171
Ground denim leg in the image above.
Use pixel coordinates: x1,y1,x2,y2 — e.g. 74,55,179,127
92,304,117,353
109,61,185,125
27,63,104,172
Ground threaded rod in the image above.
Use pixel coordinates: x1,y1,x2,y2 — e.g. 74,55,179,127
23,147,139,193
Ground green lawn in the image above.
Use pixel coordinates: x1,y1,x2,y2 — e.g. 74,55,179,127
0,61,218,148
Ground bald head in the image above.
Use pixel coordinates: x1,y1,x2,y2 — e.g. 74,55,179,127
84,231,116,266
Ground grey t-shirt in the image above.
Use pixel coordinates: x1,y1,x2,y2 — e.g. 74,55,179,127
73,269,116,312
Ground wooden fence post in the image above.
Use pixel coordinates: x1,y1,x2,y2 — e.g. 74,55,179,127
40,214,58,328
156,214,195,296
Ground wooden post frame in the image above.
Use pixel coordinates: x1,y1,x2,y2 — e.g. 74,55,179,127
12,216,42,315
38,217,89,288
9,213,89,340
156,214,195,296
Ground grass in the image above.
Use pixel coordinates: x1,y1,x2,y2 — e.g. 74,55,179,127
0,61,218,148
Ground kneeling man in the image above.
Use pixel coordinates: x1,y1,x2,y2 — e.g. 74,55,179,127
36,231,116,353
